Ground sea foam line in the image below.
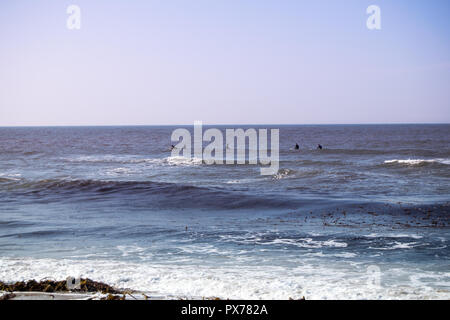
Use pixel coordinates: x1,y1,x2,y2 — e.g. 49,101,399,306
384,158,450,166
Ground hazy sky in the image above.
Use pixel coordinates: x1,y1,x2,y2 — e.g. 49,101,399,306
1,0,449,125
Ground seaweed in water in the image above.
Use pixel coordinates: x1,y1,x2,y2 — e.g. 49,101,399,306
0,278,123,294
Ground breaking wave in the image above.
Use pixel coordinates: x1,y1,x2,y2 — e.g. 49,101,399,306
0,178,304,210
61,155,203,167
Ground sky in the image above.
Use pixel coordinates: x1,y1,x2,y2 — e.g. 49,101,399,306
0,0,449,126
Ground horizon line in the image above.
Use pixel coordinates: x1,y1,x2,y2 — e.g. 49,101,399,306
0,122,449,128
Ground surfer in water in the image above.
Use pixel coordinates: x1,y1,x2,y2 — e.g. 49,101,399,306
170,144,176,151
295,143,300,150
317,144,323,150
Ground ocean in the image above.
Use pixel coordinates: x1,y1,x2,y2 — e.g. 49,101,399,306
0,124,449,299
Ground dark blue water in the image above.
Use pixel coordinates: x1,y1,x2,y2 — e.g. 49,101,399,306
0,124,449,299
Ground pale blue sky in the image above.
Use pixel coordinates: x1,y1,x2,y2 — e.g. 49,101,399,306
0,0,449,125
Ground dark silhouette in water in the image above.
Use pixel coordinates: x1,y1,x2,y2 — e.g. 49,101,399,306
295,143,299,150
170,145,175,151
317,144,323,150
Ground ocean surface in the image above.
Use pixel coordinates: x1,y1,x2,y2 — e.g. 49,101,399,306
0,124,449,299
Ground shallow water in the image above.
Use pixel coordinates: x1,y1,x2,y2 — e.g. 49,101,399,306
0,124,449,299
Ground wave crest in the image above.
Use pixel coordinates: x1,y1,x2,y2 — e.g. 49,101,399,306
2,178,303,210
384,158,450,166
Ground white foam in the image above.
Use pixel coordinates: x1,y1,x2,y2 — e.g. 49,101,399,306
62,155,161,165
370,241,420,250
0,172,22,181
1,257,448,300
165,156,203,166
303,252,357,258
219,234,347,249
366,233,423,240
384,158,450,166
105,167,135,176
116,245,147,257
272,168,296,180
332,252,358,258
62,155,205,168
226,178,260,184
